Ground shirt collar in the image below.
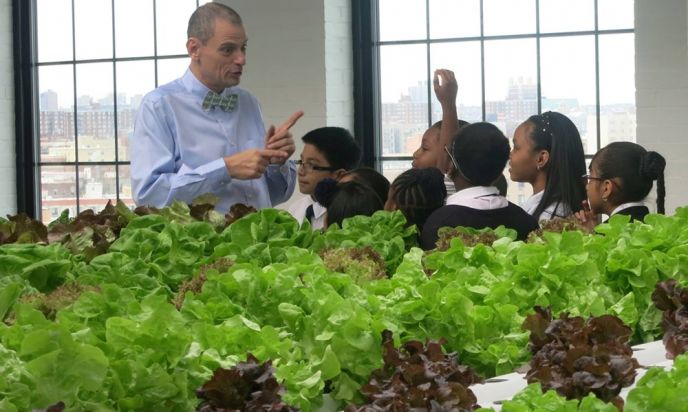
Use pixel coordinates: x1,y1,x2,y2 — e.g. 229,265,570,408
523,190,543,214
611,201,646,216
445,186,508,210
312,200,327,219
303,196,328,219
181,68,237,105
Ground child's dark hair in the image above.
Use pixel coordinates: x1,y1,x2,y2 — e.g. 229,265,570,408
524,111,586,218
302,127,361,170
341,167,391,203
452,122,510,186
493,174,508,196
314,179,384,227
390,168,447,230
593,141,666,214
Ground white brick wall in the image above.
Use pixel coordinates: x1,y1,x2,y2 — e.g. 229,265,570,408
635,0,688,214
0,0,16,216
325,0,354,129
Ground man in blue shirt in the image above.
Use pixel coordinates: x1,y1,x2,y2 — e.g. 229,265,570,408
130,3,302,212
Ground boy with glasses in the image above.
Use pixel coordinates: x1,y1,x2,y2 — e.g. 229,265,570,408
286,127,361,229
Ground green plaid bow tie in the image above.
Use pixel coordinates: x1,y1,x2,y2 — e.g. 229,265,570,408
202,91,238,112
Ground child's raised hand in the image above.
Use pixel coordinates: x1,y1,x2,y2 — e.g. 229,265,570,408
433,69,458,106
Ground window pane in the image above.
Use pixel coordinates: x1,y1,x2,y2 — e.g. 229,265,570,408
74,0,113,60
483,0,536,36
40,165,77,224
116,61,155,161
484,38,537,138
599,34,636,145
156,0,197,56
430,41,483,123
115,0,154,58
79,165,117,214
118,164,135,208
39,65,75,163
379,0,427,41
157,58,190,86
539,0,594,33
598,0,634,30
76,63,116,162
540,36,597,155
381,160,413,184
380,44,428,157
429,0,480,39
36,0,73,62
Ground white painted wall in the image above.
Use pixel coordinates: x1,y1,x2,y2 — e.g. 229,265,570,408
635,0,688,214
325,0,354,129
0,0,16,216
219,0,353,147
216,0,354,209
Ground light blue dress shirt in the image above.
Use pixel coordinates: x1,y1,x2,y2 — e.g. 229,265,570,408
130,69,296,212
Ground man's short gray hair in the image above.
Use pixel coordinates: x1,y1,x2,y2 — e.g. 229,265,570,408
188,3,243,44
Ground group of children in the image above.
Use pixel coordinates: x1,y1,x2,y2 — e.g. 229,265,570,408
286,69,667,250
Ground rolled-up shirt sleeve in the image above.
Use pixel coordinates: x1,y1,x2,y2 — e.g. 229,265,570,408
265,159,296,206
130,97,231,208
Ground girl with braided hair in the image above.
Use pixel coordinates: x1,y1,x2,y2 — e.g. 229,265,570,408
575,141,666,228
384,167,447,233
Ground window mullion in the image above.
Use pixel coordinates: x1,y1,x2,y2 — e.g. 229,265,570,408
480,0,486,121
153,0,159,87
536,0,542,114
111,0,120,202
594,0,602,153
70,0,80,213
425,0,432,128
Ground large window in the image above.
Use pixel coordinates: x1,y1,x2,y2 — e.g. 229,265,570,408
26,0,211,223
360,0,635,203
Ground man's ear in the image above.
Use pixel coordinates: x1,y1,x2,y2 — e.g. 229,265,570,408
187,37,201,59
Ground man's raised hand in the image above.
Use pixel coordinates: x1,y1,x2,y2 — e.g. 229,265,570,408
265,110,304,164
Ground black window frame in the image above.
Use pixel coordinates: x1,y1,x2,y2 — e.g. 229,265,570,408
13,0,209,218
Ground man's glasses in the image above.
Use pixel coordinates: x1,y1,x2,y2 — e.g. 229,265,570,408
295,160,337,173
